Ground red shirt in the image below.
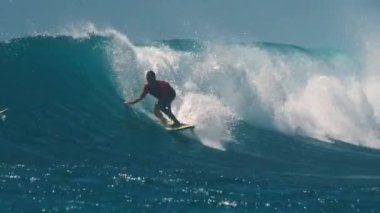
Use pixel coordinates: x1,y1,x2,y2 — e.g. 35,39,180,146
142,80,174,101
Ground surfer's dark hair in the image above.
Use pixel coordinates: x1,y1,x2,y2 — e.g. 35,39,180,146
146,70,156,80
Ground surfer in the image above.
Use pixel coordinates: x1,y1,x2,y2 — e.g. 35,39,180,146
126,70,182,127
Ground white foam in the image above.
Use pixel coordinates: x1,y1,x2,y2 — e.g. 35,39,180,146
57,23,380,150
277,76,380,148
179,41,380,149
176,93,237,150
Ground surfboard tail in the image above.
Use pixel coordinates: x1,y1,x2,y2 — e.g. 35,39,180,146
166,124,195,131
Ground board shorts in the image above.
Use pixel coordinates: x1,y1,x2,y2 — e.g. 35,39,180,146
157,91,176,111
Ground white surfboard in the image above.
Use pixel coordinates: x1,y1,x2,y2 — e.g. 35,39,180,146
162,120,195,131
165,123,195,131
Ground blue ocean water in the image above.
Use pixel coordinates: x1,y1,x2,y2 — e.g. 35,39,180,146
1,32,380,212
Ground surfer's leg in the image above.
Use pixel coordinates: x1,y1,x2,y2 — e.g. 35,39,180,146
160,104,181,126
154,103,167,124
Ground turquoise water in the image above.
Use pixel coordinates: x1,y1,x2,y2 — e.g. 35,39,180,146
0,34,380,212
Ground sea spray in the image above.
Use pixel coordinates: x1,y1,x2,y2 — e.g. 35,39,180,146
2,25,380,150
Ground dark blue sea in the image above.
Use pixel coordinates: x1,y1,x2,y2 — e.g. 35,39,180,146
1,31,380,212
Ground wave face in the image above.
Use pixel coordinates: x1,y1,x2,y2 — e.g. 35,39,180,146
1,31,380,211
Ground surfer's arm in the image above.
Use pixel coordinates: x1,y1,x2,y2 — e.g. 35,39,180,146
126,86,148,105
127,96,143,105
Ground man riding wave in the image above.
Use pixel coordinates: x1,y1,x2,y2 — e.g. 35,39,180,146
126,70,182,127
